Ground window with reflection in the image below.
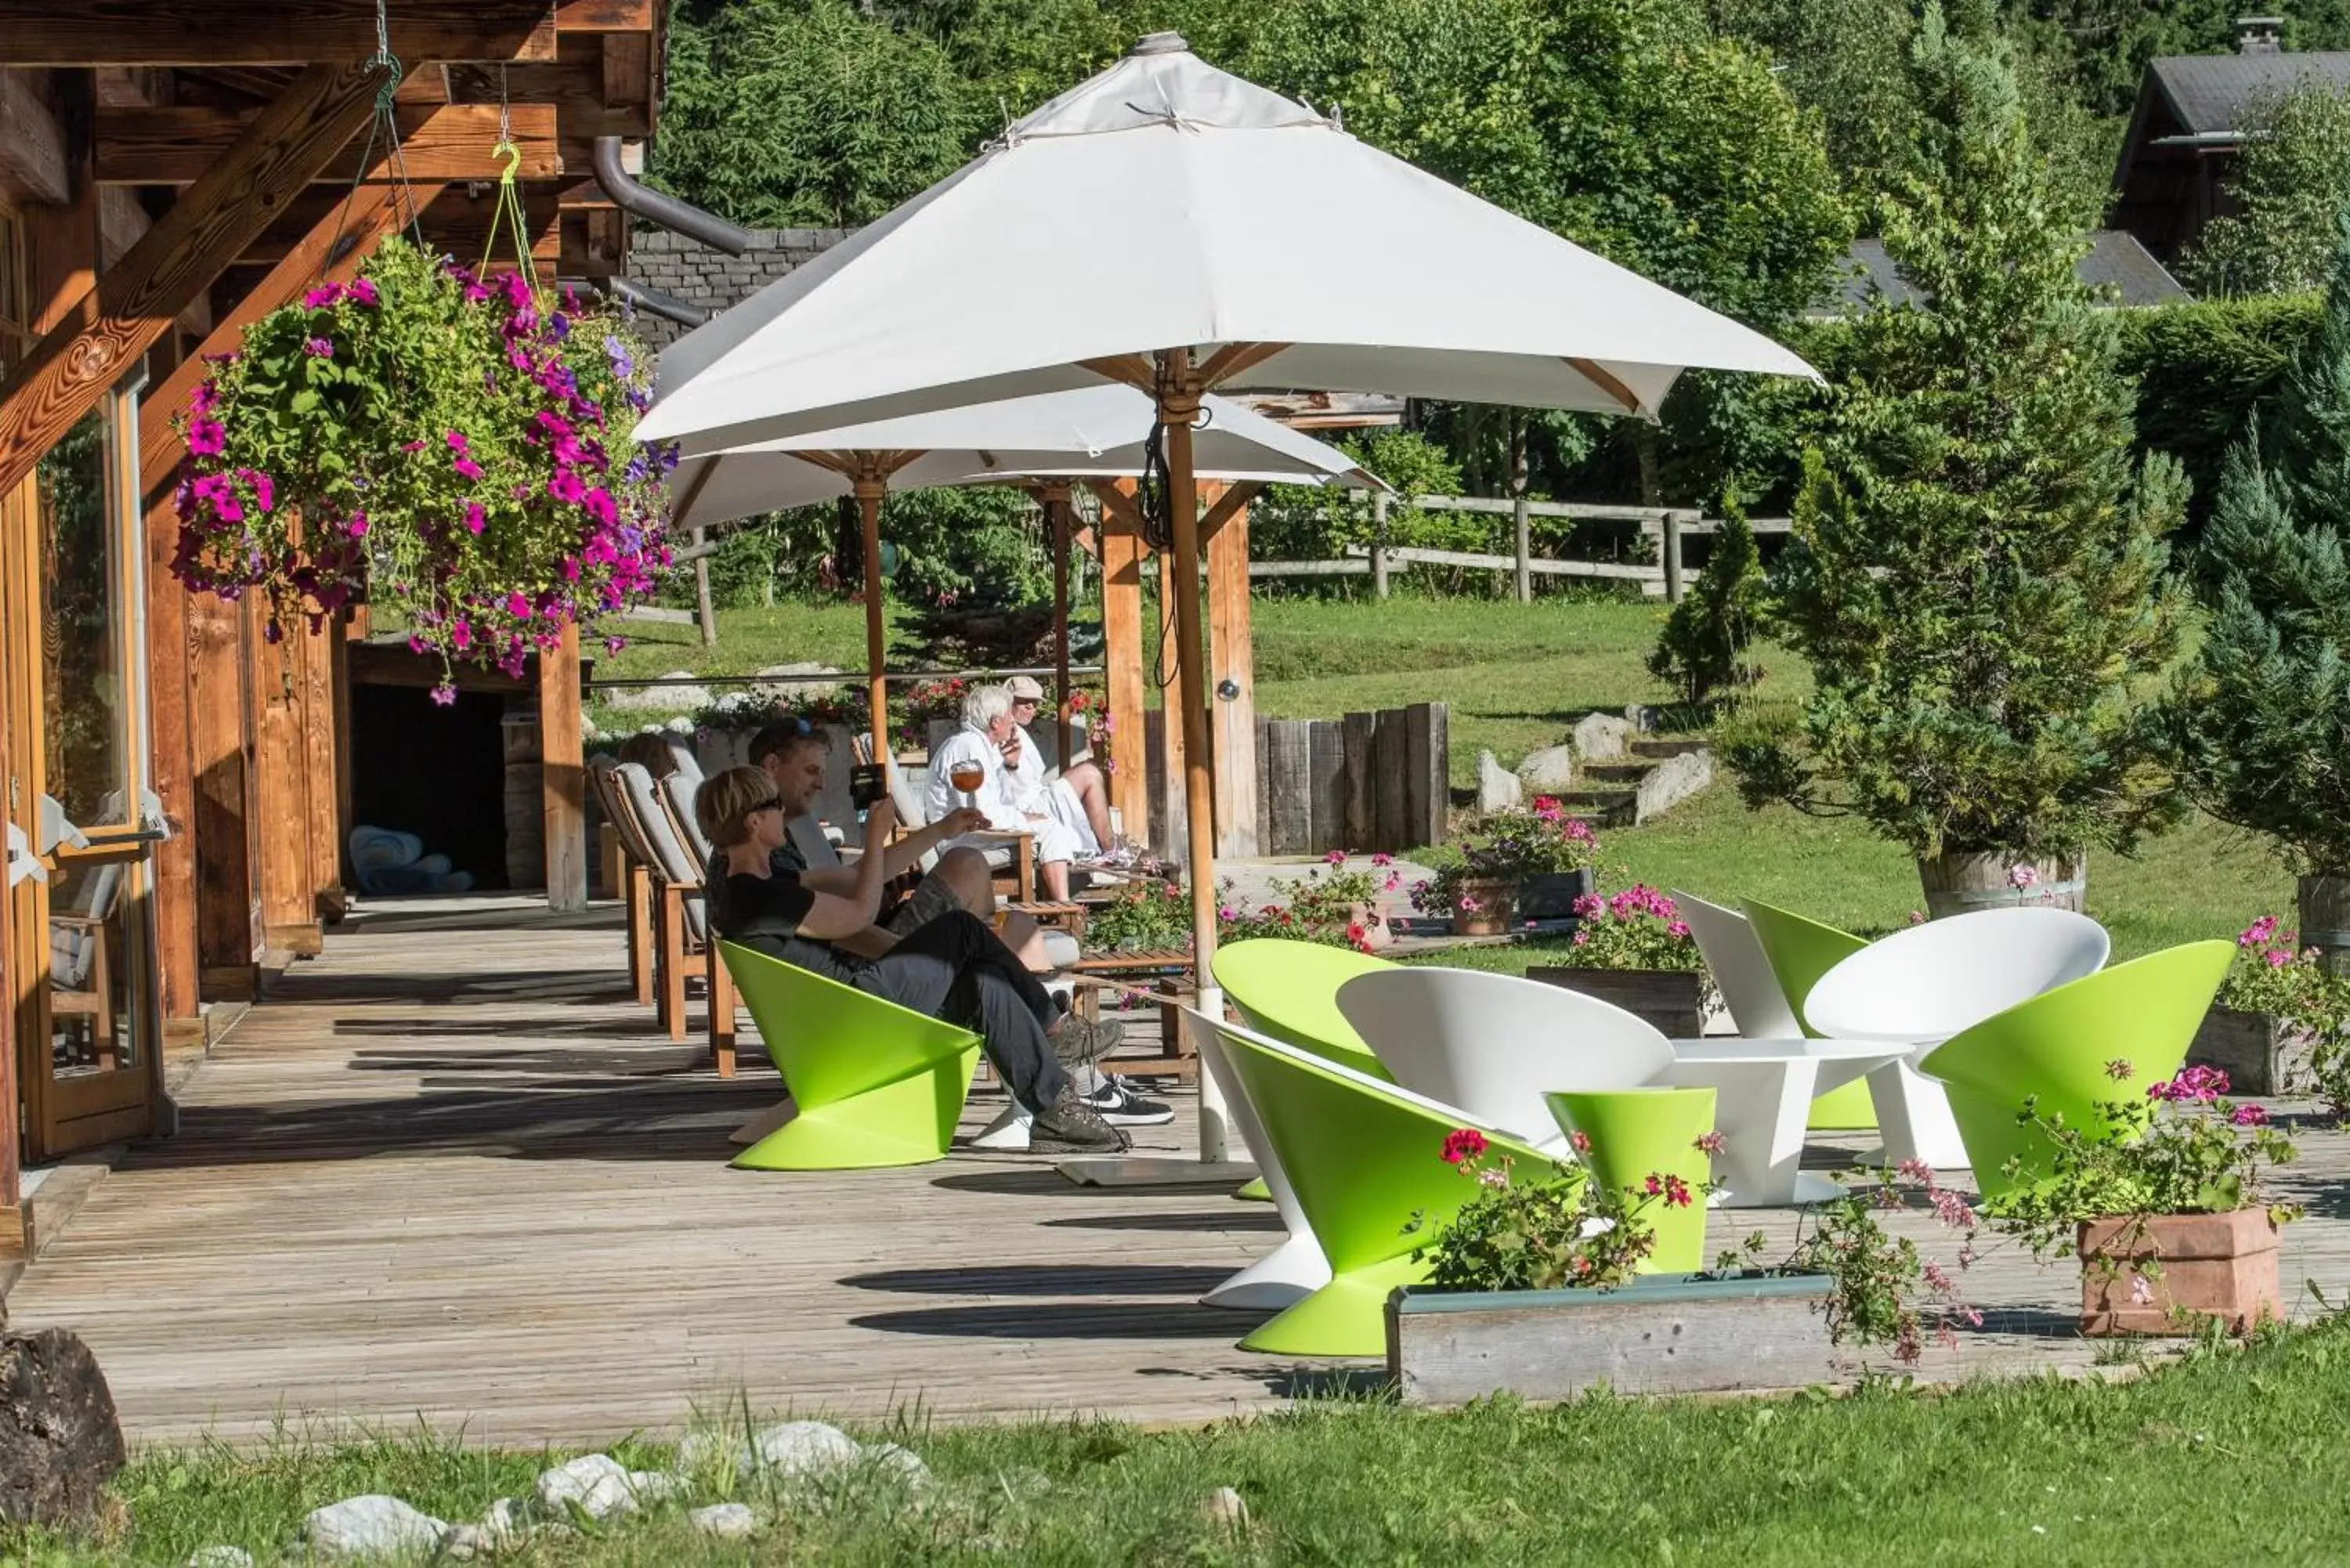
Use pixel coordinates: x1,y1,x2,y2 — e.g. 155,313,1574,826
34,409,132,837
46,857,140,1081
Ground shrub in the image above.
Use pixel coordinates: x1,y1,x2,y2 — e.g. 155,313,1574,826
1648,502,1766,706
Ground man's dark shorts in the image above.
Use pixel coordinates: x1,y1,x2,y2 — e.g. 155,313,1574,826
883,868,967,936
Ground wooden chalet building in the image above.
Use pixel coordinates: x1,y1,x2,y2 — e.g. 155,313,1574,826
0,2,681,1256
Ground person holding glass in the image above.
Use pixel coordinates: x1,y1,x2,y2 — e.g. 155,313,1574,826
1000,674,1115,856
925,682,1086,901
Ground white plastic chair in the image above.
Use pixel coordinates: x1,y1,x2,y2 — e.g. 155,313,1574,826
1672,891,1801,1039
1334,967,1675,1151
1803,907,2112,1170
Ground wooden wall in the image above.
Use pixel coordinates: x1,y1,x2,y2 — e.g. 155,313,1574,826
1254,703,1448,856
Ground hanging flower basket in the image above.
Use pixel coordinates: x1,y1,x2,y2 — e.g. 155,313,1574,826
169,237,675,703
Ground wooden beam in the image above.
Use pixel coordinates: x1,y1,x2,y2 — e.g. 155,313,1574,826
0,70,70,205
1195,340,1288,389
540,623,587,913
1200,479,1263,540
142,181,448,504
558,0,657,30
0,4,559,66
98,103,559,184
0,58,392,500
442,47,653,139
1565,356,1642,415
1079,354,1155,396
234,182,544,266
1206,482,1259,858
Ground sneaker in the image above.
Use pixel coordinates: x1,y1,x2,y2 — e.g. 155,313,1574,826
1030,1086,1132,1152
1084,1080,1174,1126
1050,1013,1124,1069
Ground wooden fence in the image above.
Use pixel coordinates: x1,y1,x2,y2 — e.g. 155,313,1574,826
1253,702,1449,856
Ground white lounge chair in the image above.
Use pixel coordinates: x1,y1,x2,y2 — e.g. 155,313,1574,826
1803,907,2113,1171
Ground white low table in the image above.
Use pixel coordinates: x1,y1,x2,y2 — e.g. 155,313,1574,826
1663,1038,1903,1207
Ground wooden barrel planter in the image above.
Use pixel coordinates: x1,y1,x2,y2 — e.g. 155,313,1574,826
2299,874,2350,977
1527,966,1705,1039
2189,1007,2314,1098
1916,849,2085,919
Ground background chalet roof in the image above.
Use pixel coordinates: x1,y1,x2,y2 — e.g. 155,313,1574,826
1808,231,2189,317
2147,50,2350,135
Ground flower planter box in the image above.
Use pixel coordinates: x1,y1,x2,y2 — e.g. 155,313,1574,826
1515,869,1596,923
1527,966,1705,1039
1450,878,1518,937
2077,1209,2282,1336
2188,1006,2312,1098
1386,1274,1836,1406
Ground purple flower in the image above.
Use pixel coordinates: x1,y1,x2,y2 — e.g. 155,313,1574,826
2234,1104,2271,1127
506,591,532,620
603,334,635,380
346,511,369,538
345,277,379,308
190,380,221,416
547,469,586,504
454,456,483,482
304,337,334,359
430,683,457,707
240,469,274,512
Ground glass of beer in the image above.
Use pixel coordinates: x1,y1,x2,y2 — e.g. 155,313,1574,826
949,758,985,808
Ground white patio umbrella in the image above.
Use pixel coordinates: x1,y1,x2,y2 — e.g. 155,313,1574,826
638,32,1819,1165
668,381,1379,768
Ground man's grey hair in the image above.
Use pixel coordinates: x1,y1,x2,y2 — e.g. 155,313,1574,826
962,682,1014,731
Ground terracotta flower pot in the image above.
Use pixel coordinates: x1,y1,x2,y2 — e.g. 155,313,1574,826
1352,901,1396,952
2077,1209,2282,1336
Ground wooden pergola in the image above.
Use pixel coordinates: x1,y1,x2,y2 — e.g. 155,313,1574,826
0,1,668,1243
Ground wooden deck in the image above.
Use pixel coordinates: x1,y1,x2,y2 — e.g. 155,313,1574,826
11,895,2350,1449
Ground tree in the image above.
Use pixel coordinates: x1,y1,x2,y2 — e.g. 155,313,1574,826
2167,222,2350,883
2184,82,2350,299
1649,502,1766,708
1729,8,2187,876
650,0,982,229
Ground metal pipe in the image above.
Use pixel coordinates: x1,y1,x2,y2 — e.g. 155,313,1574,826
591,135,752,255
566,273,711,327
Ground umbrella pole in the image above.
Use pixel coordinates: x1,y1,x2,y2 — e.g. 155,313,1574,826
1159,352,1230,1165
855,471,889,768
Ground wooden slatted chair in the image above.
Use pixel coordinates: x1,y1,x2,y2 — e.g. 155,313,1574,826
613,762,737,1073
588,757,656,1006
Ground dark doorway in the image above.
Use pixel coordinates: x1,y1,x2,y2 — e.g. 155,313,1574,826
347,682,512,890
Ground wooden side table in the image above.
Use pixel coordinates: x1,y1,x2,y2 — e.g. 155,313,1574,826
1070,948,1198,1080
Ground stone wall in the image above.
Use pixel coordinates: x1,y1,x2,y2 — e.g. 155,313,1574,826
627,227,856,349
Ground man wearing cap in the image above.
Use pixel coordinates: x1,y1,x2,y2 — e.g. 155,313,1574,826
1000,674,1115,856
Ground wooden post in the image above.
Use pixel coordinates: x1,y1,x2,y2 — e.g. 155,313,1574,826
1096,478,1148,846
855,471,888,765
251,626,319,952
1264,719,1311,855
1308,721,1347,855
1342,710,1376,850
190,593,260,999
0,60,393,498
1371,491,1390,599
1372,708,1408,854
1205,480,1258,858
691,526,716,647
539,621,586,912
1043,482,1074,767
1159,350,1223,1160
1513,493,1532,604
1663,509,1691,603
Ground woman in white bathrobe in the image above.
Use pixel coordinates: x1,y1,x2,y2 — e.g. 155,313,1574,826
926,683,1085,900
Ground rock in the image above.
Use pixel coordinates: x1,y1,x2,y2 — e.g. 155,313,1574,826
1476,750,1523,815
535,1453,638,1520
1515,743,1577,792
867,1442,931,1487
442,1523,490,1562
1571,712,1631,762
1632,748,1712,824
626,1470,685,1506
476,1498,530,1550
298,1495,449,1559
674,1430,733,1474
1203,1487,1249,1529
739,1420,862,1480
605,671,710,713
1624,703,1665,732
186,1548,253,1568
0,1328,125,1527
752,662,846,701
689,1501,758,1539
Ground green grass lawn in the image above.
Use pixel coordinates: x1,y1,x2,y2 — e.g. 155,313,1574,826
594,594,2293,962
35,1319,2350,1566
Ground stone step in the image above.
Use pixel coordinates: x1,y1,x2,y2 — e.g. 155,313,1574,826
1554,787,1637,827
1629,736,1709,760
1579,761,1651,784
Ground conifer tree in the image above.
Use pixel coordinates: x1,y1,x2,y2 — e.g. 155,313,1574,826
1729,7,2186,876
1649,502,1766,709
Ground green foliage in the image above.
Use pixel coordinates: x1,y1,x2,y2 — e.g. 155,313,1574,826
1649,503,1766,705
1250,428,1468,581
1412,1134,1668,1292
2185,83,2350,299
2215,915,2350,1113
2167,229,2350,876
1734,11,2187,862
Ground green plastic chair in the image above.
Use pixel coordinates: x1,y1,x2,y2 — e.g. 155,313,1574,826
1918,941,2232,1200
1546,1087,1716,1274
1211,939,1395,1081
1742,899,1875,1131
718,941,982,1171
1215,1020,1565,1358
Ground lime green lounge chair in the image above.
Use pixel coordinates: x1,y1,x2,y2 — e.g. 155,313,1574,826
1918,941,2232,1199
718,940,982,1171
1212,1015,1565,1358
1211,939,1395,1080
1546,1086,1716,1274
1742,899,1875,1130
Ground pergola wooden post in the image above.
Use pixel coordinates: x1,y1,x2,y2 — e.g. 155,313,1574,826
1088,477,1149,847
539,623,585,912
1039,482,1075,767
1204,481,1260,858
853,466,892,765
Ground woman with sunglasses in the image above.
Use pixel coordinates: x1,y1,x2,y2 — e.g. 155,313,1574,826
696,766,1126,1153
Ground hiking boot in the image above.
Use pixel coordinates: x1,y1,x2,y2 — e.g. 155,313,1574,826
1030,1086,1132,1153
1084,1080,1175,1126
1050,1013,1124,1069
